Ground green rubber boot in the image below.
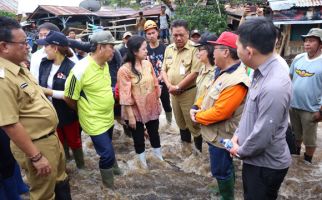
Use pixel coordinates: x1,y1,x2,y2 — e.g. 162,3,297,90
72,148,85,169
112,160,122,175
100,168,114,189
217,176,235,200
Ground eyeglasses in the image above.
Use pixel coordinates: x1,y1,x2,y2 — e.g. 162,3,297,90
198,47,206,51
4,40,29,46
214,47,228,51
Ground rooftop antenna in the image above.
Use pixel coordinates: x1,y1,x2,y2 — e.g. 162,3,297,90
79,0,101,12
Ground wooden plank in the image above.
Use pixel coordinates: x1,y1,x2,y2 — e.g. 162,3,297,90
106,24,136,29
284,25,292,57
109,18,137,24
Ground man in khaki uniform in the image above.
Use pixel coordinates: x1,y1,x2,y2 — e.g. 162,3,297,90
162,19,203,153
0,17,71,200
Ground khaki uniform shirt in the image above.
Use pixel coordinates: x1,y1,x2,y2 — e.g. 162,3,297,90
162,40,202,88
0,57,58,140
196,64,216,100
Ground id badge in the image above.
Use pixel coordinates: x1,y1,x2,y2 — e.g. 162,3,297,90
179,63,185,75
0,67,5,78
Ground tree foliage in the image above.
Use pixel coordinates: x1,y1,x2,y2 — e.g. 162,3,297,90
101,0,139,8
0,10,15,18
223,0,266,6
173,1,227,35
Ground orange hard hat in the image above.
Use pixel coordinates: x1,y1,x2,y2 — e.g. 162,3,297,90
144,20,158,31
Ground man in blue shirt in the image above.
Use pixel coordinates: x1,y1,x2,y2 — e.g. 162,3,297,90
289,28,322,164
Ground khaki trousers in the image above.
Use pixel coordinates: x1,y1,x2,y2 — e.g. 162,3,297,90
171,87,200,137
289,108,318,147
11,133,67,200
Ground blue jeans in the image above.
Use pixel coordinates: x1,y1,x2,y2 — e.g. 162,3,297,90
160,29,169,40
138,30,145,37
90,127,115,169
208,143,234,180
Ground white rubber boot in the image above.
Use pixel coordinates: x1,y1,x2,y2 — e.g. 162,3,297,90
138,152,148,169
153,147,164,161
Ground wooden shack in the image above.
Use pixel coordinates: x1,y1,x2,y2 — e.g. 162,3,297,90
26,4,163,40
269,0,322,58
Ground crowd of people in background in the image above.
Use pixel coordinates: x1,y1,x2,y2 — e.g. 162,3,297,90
0,3,321,200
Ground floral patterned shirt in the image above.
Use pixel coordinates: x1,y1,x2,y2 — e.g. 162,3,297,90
117,60,161,123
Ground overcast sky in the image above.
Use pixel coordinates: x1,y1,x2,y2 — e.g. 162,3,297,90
17,0,84,14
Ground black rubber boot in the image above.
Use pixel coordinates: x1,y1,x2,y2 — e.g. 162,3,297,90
193,135,203,152
63,142,71,160
72,148,85,169
295,146,301,155
180,129,192,143
54,178,72,200
304,153,313,164
123,124,132,138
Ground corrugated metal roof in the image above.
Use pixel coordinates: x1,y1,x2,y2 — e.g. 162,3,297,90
0,0,18,13
269,0,322,11
96,7,137,18
28,5,137,19
130,5,162,17
294,0,322,7
38,5,94,16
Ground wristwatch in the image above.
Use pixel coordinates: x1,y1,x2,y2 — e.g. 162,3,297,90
175,85,180,91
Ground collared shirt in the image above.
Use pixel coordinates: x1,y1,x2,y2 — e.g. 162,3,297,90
214,62,240,80
162,40,202,88
0,57,58,140
195,64,216,100
235,55,292,169
64,55,114,135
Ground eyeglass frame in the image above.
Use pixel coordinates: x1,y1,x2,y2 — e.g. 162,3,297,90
2,40,29,46
213,47,228,51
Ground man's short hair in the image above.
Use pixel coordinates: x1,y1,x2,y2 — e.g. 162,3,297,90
237,17,277,55
38,22,60,32
228,47,239,60
0,16,21,42
171,19,189,31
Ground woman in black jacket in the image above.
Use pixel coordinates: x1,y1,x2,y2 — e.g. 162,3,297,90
37,31,84,169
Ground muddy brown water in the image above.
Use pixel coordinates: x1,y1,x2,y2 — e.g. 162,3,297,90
22,114,322,199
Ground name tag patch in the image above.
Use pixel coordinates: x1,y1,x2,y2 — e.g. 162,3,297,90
20,82,28,89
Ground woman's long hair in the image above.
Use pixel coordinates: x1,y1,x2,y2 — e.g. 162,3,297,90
56,45,73,58
123,35,145,83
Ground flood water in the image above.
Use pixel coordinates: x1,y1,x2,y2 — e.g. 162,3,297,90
22,112,322,199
